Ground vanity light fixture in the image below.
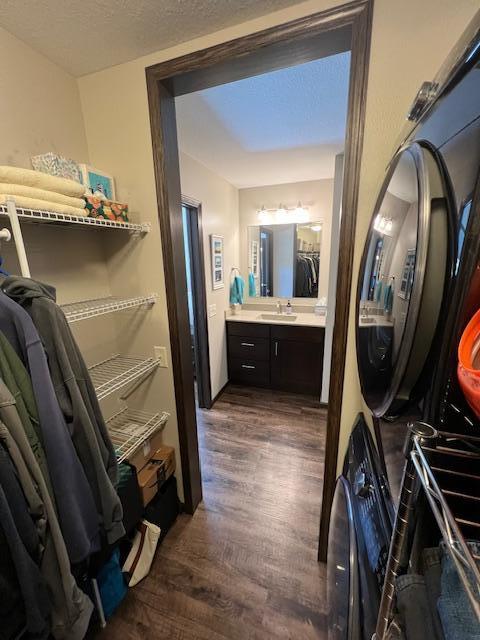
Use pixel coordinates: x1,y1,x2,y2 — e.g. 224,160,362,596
374,214,393,234
310,224,322,232
256,201,310,224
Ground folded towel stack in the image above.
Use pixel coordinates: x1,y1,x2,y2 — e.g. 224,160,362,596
0,166,87,217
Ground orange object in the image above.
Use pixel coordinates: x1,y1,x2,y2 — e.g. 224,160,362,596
457,308,480,419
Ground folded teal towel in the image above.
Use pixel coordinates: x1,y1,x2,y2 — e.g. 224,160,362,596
230,275,244,304
248,272,256,297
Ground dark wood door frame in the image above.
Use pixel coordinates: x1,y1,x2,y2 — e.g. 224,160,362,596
146,0,373,558
182,199,213,409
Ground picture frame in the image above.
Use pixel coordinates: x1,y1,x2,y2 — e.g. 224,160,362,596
210,234,224,290
79,164,116,200
398,249,416,300
250,240,259,278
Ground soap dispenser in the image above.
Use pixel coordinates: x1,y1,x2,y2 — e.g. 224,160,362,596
286,300,293,315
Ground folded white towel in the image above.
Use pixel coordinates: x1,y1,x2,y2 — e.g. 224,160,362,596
0,184,85,209
0,195,87,217
0,166,84,198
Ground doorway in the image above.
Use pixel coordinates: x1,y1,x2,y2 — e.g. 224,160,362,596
146,0,372,560
181,200,212,409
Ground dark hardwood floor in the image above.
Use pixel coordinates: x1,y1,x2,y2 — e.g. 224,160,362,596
92,384,327,639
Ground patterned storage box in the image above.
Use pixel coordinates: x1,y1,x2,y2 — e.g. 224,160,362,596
31,153,82,183
84,195,129,223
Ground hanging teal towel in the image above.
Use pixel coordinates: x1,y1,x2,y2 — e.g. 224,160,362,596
230,275,245,304
375,280,383,303
383,283,393,314
248,272,256,297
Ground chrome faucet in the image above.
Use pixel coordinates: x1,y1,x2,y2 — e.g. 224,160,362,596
276,300,282,314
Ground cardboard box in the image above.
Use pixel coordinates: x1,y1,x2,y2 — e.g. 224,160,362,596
128,430,164,473
137,461,161,507
151,446,175,482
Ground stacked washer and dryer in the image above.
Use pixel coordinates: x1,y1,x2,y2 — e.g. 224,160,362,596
328,12,480,640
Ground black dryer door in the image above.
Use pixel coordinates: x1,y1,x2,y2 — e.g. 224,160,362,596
327,476,360,640
356,143,450,417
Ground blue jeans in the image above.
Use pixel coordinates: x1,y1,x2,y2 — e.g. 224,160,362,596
437,541,480,640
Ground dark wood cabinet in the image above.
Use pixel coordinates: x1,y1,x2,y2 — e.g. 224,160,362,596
227,321,324,396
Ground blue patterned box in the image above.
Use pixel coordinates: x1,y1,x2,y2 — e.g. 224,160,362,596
31,153,82,183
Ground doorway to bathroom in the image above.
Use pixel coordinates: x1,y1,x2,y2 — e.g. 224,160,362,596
146,0,373,560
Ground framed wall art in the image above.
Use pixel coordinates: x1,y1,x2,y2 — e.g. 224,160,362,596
79,164,116,200
210,234,224,290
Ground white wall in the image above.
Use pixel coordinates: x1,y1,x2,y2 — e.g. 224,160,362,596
179,151,240,400
0,26,88,167
78,0,480,483
239,179,334,302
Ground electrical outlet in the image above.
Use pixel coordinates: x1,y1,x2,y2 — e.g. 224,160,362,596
208,304,217,317
154,346,168,368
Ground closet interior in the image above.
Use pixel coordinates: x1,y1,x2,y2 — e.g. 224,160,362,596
0,188,179,637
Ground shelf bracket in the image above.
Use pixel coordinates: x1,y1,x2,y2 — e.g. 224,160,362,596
6,199,31,277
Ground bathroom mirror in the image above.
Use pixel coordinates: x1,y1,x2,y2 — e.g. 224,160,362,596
247,222,322,298
356,143,449,417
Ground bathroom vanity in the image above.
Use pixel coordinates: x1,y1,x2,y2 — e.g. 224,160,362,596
226,311,325,395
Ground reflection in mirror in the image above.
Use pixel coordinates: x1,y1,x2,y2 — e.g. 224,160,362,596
357,148,419,411
248,222,322,298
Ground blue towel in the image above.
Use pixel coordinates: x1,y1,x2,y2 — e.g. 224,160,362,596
383,283,393,314
375,280,383,303
230,275,244,305
248,273,256,297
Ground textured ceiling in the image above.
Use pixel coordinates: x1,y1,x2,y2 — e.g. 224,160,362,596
0,0,308,76
176,52,350,188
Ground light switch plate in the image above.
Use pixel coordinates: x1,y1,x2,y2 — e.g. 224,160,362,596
154,346,168,368
208,304,217,317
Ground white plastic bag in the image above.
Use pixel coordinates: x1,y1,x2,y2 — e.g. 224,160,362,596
122,519,161,587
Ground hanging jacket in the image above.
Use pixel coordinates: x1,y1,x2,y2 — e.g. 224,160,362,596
3,277,124,546
0,290,100,564
0,384,94,639
0,445,51,639
0,330,54,499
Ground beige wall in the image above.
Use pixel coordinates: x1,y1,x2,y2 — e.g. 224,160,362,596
238,179,334,302
179,151,240,399
78,0,479,487
0,26,88,167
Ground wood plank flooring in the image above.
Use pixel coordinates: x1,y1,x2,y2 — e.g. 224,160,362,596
91,385,327,639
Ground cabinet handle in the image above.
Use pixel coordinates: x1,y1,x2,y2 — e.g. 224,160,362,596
241,364,256,369
275,341,278,357
241,342,255,347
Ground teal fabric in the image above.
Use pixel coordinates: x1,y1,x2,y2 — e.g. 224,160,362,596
248,273,256,297
384,283,393,314
230,275,245,305
374,280,382,303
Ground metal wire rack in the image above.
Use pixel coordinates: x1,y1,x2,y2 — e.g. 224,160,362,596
0,203,151,233
375,424,480,639
61,294,158,323
106,408,169,463
89,354,159,401
411,436,480,621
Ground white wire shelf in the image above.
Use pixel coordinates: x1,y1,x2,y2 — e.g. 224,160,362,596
411,437,480,622
62,294,158,323
106,408,169,464
89,354,160,401
0,203,151,233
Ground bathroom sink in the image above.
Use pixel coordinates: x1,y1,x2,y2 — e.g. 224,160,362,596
257,313,297,322
359,316,375,324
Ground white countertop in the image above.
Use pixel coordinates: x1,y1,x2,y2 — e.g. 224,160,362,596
357,315,394,328
226,308,326,327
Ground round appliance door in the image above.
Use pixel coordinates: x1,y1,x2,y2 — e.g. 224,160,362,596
327,476,360,640
356,143,449,417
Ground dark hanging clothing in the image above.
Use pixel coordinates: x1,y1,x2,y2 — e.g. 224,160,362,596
0,290,100,564
0,445,51,639
3,277,124,546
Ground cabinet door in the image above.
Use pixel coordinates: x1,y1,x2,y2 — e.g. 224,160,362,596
271,338,323,395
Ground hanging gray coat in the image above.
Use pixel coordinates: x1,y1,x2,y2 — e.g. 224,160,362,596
3,277,124,546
